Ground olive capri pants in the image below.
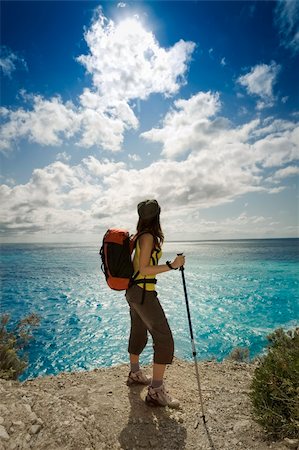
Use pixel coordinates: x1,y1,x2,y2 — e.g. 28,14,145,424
125,284,174,365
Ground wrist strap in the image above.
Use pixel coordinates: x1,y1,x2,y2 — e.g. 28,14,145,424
166,260,177,270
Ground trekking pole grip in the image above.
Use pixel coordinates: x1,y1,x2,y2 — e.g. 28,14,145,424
177,253,184,271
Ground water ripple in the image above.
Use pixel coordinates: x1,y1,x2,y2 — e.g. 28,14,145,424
0,240,298,380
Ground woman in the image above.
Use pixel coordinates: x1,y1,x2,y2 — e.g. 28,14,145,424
125,199,185,408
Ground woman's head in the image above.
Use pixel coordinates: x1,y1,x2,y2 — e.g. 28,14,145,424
136,199,164,246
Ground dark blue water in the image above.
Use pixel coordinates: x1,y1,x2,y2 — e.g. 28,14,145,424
1,239,298,380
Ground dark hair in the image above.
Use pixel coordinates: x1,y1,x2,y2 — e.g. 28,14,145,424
137,214,164,248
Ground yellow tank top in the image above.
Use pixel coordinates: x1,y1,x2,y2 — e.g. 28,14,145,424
133,239,162,291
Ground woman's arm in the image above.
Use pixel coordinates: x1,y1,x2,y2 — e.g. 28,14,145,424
138,233,185,276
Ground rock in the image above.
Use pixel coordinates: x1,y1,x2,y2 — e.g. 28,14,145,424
0,418,3,426
0,425,9,441
284,438,299,449
8,441,17,450
30,424,42,435
29,412,38,423
24,433,31,442
0,408,8,417
23,404,32,413
12,421,25,428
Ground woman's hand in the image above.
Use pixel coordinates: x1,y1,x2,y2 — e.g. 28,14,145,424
171,254,185,269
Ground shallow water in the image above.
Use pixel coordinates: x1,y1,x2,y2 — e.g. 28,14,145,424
1,239,298,380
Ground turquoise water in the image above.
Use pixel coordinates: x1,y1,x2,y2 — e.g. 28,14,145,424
1,239,298,381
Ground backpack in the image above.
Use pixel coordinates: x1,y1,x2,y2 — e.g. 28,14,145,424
99,228,157,292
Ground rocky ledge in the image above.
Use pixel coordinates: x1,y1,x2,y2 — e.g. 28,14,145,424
0,359,297,450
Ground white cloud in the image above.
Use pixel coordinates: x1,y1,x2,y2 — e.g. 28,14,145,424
269,165,299,181
128,153,141,161
56,152,71,162
0,46,28,77
253,123,299,167
81,156,126,177
267,186,286,194
220,57,226,66
1,83,298,239
0,95,80,152
237,62,280,108
0,10,195,153
274,0,299,54
77,9,195,102
0,160,103,236
117,2,126,8
78,102,137,151
140,90,298,197
1,114,298,239
141,91,222,159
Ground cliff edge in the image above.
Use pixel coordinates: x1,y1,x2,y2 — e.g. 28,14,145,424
0,359,294,450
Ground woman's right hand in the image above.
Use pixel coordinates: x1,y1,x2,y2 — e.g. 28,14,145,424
171,254,185,269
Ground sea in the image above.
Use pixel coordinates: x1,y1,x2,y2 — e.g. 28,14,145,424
1,239,298,381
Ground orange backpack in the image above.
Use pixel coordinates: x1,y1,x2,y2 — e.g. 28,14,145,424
99,228,156,291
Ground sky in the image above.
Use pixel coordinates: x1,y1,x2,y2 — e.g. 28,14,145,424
0,0,299,243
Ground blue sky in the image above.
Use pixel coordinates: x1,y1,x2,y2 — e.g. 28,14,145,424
1,0,298,242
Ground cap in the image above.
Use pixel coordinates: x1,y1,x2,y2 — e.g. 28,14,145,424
137,199,161,220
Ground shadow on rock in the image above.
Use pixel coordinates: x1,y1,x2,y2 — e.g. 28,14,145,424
119,384,187,450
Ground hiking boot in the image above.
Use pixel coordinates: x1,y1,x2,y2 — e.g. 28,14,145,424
126,370,151,386
145,384,180,409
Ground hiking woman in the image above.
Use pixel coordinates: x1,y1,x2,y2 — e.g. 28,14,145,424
126,199,185,408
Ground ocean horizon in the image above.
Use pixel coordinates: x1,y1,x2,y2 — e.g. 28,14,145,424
1,238,298,381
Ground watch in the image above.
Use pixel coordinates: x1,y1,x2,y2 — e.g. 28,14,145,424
166,260,177,270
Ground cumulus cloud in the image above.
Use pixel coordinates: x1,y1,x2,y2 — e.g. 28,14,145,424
77,9,195,102
141,91,222,158
0,10,195,153
0,160,103,236
0,46,28,77
268,165,299,182
81,156,126,177
140,90,298,200
1,102,298,239
0,95,80,152
274,0,299,54
237,62,280,109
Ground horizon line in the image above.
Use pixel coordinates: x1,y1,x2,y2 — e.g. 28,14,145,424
0,236,298,245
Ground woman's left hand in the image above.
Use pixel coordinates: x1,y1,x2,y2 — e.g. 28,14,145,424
171,254,185,269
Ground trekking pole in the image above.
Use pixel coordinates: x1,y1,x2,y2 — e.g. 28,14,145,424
178,254,216,450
